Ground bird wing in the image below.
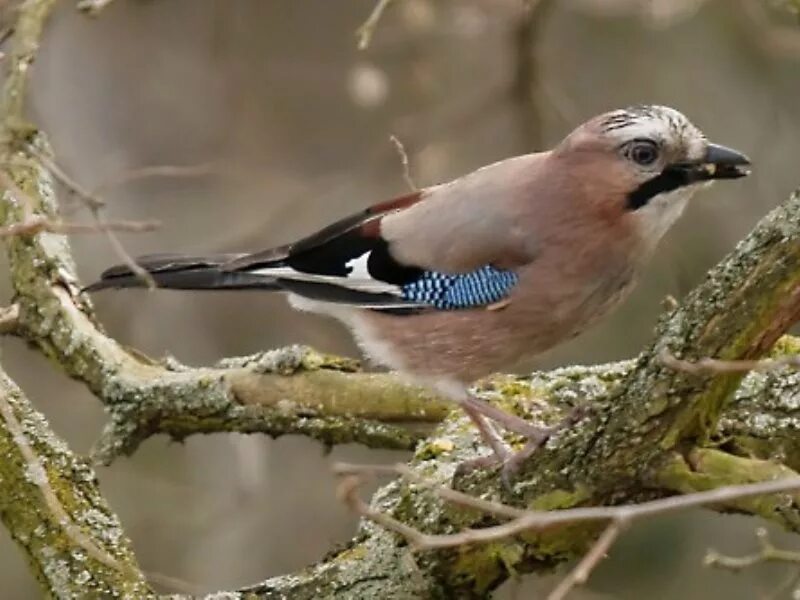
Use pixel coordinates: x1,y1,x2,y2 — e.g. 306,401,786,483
222,155,542,311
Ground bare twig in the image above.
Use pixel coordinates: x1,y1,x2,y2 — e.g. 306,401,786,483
91,162,219,197
335,473,429,547
547,520,626,600
356,0,395,50
659,348,800,375
706,527,800,600
334,462,800,596
28,145,104,210
705,527,800,570
91,210,157,288
335,463,800,549
0,216,160,238
25,146,157,288
389,134,417,191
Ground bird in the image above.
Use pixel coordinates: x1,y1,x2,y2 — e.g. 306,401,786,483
86,105,751,479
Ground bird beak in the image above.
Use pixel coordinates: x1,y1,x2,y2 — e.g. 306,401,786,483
693,143,752,180
666,143,751,183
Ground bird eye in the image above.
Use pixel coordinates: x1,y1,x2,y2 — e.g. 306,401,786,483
624,140,659,166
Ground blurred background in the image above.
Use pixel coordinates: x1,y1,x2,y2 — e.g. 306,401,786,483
1,0,800,597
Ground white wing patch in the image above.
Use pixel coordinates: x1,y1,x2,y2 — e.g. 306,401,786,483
345,252,373,280
253,252,401,295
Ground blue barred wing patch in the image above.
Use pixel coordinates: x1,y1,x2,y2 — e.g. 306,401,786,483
401,265,518,309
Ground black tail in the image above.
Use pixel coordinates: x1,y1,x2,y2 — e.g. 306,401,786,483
84,253,280,292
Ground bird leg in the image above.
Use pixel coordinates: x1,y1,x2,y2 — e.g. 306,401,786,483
461,393,550,440
457,394,588,484
460,403,511,467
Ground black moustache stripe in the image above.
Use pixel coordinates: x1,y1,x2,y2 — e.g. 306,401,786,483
626,168,694,210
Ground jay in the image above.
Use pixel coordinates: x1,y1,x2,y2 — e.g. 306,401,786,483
87,105,751,476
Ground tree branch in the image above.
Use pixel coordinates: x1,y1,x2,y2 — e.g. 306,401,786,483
0,355,150,595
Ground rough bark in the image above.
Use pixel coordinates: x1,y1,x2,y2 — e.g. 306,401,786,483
0,364,151,597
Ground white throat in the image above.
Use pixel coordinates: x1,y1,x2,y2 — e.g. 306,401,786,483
630,184,702,249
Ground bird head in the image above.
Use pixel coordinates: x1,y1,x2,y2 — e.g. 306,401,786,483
553,105,750,245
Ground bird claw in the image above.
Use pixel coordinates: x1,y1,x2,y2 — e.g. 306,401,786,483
455,404,591,488
454,429,550,490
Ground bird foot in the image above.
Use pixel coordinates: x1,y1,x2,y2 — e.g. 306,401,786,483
455,404,590,488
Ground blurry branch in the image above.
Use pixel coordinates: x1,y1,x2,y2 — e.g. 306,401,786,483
0,214,160,237
28,144,105,209
706,528,800,600
512,0,556,103
389,134,417,191
706,527,800,571
738,0,800,57
356,0,395,50
91,161,219,196
27,144,158,288
77,0,116,16
659,348,800,374
0,26,14,50
512,0,557,145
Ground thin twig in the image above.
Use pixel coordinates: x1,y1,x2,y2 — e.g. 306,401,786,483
659,348,800,375
335,463,800,549
389,135,417,191
334,462,800,596
28,145,104,209
90,208,156,288
356,0,395,50
705,527,800,571
392,464,529,520
0,216,160,238
91,162,218,197
335,473,429,547
24,146,157,288
546,520,626,600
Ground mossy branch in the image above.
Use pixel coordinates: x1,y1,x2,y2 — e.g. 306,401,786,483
0,364,151,597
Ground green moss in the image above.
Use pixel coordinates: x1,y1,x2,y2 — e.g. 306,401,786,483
527,486,592,511
655,450,800,531
307,349,361,373
415,437,456,460
772,335,800,357
450,541,525,595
